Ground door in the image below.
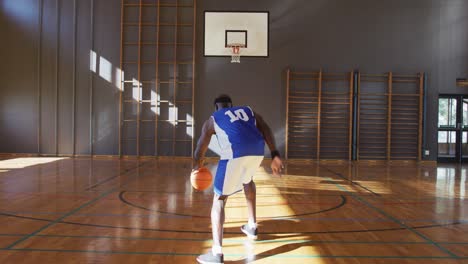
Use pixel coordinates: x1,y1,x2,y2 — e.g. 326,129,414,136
438,95,468,162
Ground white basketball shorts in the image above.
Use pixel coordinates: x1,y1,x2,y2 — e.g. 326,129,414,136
214,156,264,196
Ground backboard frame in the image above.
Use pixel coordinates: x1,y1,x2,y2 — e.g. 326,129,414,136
203,11,269,58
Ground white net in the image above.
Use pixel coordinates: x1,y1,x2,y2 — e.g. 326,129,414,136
231,54,241,63
228,44,244,63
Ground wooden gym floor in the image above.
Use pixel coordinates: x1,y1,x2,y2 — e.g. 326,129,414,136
0,157,466,263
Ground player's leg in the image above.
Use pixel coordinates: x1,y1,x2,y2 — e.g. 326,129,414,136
197,193,227,264
240,156,263,239
211,194,228,253
197,159,232,264
243,180,256,227
242,180,258,239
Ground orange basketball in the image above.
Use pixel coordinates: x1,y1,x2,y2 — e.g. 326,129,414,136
190,167,213,191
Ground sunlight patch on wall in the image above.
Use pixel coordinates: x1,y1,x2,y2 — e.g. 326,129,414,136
115,68,123,91
132,78,141,101
151,90,160,115
186,114,193,138
90,50,123,90
99,56,112,83
168,102,178,126
90,50,97,73
89,50,213,155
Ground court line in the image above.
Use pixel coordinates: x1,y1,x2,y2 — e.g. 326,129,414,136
3,161,150,250
83,163,143,191
12,188,449,201
118,194,459,206
122,189,380,197
320,165,381,196
1,161,466,248
320,165,460,258
25,234,468,245
84,175,121,190
2,233,468,246
4,191,116,249
118,191,347,219
37,234,428,244
4,210,465,224
0,211,466,236
0,248,466,259
4,188,459,201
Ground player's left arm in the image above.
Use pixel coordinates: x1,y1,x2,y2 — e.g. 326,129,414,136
254,111,284,176
254,112,277,151
193,117,216,169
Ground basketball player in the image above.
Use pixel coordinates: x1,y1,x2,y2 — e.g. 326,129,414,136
193,94,283,264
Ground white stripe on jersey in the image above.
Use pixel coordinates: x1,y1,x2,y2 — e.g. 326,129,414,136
212,116,233,160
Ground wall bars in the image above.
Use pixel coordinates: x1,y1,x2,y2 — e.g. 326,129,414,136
120,0,196,157
286,69,353,160
286,69,425,161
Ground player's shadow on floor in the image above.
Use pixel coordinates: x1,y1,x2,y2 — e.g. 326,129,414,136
224,219,317,263
225,243,308,264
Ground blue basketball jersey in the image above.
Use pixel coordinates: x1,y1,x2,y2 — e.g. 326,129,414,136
211,106,265,159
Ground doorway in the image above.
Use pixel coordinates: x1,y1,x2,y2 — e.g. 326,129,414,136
438,95,468,162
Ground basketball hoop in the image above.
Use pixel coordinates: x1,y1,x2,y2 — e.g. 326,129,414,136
227,44,245,63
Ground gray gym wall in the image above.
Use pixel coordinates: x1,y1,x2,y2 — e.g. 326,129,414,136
1,0,467,160
0,0,120,155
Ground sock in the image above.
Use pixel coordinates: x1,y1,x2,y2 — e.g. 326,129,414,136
248,220,257,229
212,245,222,255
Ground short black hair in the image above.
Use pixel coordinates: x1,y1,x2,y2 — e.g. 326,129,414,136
214,94,232,105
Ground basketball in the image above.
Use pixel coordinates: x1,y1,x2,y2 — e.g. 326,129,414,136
190,167,213,191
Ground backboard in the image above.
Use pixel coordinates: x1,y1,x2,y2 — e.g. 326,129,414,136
204,11,269,57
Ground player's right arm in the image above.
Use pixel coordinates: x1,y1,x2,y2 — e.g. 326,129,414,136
193,117,216,169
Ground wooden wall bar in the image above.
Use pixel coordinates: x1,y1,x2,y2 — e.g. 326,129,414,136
286,69,424,161
389,73,424,160
357,73,388,160
286,70,321,159
320,72,353,160
357,72,424,161
286,69,353,160
119,0,196,157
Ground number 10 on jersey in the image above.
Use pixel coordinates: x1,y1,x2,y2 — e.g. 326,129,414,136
225,109,250,123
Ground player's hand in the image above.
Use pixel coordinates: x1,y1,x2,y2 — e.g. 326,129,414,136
192,159,203,171
271,157,284,176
